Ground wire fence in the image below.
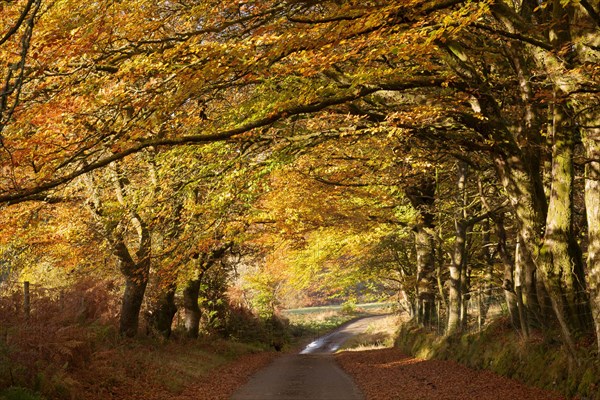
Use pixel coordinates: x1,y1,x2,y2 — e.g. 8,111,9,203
0,280,62,320
0,279,118,329
419,287,508,335
2,279,596,344
422,286,595,342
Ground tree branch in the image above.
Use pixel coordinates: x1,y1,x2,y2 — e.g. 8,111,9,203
471,23,552,51
580,0,600,27
0,78,445,204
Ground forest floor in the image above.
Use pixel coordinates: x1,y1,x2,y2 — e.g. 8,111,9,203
336,348,566,400
68,340,279,400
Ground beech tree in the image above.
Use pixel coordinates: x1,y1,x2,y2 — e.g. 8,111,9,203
83,157,153,337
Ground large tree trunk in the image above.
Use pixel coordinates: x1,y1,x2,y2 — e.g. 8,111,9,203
447,162,468,335
183,277,202,338
414,225,436,326
492,151,551,308
85,170,152,338
147,281,178,338
583,104,600,355
120,272,149,337
537,96,582,355
406,176,437,327
115,238,151,337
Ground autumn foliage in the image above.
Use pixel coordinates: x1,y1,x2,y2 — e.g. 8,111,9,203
1,0,600,398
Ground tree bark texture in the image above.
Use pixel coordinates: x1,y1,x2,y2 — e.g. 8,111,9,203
583,104,600,355
115,238,151,337
496,217,522,332
183,277,202,338
448,162,468,335
147,282,178,338
537,98,582,355
406,177,437,327
414,225,436,326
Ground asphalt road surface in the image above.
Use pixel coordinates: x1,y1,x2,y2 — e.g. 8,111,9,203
230,315,389,400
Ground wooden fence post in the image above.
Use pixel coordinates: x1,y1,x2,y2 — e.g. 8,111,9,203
24,281,30,319
437,299,441,334
477,287,482,332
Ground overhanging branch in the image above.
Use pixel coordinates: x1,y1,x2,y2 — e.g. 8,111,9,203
0,78,445,204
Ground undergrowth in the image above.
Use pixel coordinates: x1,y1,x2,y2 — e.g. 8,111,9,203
0,279,119,399
0,278,279,399
395,318,600,399
0,387,45,400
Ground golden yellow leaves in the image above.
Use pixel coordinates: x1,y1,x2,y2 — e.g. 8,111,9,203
425,0,492,45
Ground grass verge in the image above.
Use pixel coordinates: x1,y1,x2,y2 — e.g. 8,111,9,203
395,318,600,399
340,314,400,351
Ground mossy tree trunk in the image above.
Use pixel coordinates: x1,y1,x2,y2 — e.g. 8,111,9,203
414,225,436,326
447,162,468,335
583,105,600,356
183,277,202,338
537,98,586,355
147,280,177,338
182,244,231,338
406,176,437,327
113,218,151,337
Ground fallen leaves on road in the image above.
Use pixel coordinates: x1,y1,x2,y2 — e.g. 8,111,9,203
173,352,279,400
336,348,566,400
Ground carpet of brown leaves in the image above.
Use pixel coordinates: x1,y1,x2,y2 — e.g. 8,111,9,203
170,351,279,400
336,348,566,400
76,351,278,400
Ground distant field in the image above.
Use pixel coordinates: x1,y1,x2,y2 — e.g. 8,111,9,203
282,302,393,316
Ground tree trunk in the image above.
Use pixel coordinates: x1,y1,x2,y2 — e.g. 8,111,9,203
496,216,521,331
492,150,556,327
448,221,467,334
480,218,494,325
120,272,149,337
117,241,150,337
460,265,471,331
413,225,436,326
582,104,600,355
519,244,544,328
447,162,469,335
147,282,178,338
406,176,437,327
537,97,579,355
183,278,202,338
513,238,528,337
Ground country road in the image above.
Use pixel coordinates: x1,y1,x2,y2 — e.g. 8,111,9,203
230,315,390,400
229,314,566,400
